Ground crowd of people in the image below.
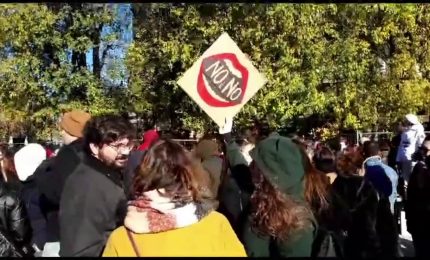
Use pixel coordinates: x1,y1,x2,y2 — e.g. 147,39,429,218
0,110,428,257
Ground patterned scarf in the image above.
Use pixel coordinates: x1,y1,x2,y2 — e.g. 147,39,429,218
124,189,215,234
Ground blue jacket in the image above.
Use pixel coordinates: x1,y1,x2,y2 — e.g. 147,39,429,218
363,156,398,213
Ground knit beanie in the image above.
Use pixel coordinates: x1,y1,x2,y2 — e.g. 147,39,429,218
60,110,91,138
14,143,47,181
250,133,306,201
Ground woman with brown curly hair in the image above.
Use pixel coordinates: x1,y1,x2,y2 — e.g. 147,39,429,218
233,135,316,257
102,139,245,257
217,118,315,257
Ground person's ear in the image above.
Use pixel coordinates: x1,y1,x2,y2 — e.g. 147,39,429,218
89,143,100,157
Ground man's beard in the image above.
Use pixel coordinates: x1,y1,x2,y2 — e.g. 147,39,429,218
100,154,129,170
113,154,129,169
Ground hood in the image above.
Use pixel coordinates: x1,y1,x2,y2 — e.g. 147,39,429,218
405,114,421,126
250,133,305,201
14,143,47,181
138,130,159,151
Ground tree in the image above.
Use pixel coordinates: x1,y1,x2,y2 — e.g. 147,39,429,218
127,3,430,136
0,4,125,140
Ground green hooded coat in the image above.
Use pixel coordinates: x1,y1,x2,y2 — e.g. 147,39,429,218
226,133,316,257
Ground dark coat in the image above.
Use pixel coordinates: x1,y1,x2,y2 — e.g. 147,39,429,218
20,175,47,250
218,164,253,234
388,134,401,169
0,182,32,256
59,154,127,257
405,161,430,234
37,139,83,205
35,139,84,242
123,150,146,199
314,175,398,258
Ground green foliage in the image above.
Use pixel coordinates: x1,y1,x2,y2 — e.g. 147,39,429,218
0,4,122,140
1,4,430,140
127,3,430,134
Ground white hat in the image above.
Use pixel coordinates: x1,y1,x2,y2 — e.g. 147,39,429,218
14,143,46,181
405,114,420,125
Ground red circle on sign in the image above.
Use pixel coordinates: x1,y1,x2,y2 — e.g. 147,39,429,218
197,53,249,108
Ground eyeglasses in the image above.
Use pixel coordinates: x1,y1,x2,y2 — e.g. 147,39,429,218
107,143,134,153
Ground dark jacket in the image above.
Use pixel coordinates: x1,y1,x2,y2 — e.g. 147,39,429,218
319,175,398,258
0,182,32,256
35,139,84,242
405,160,430,234
37,139,83,205
124,150,146,199
388,134,401,170
218,164,253,235
59,154,127,257
20,174,47,250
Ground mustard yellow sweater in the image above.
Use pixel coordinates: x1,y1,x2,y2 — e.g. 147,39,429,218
102,211,246,257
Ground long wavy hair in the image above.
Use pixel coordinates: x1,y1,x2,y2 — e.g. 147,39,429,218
133,139,209,203
292,139,330,214
249,161,312,241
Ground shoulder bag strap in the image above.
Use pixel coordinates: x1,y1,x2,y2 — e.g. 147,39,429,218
126,229,141,257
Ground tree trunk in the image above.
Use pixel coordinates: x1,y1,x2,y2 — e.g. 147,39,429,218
92,25,103,78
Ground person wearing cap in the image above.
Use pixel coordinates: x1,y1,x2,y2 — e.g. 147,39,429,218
219,118,316,257
34,110,90,257
396,114,426,187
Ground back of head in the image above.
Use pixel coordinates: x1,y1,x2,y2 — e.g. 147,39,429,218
251,117,273,142
251,135,305,201
363,141,380,158
336,151,364,176
133,139,203,202
60,110,91,142
194,139,219,161
313,146,336,174
14,143,47,181
248,135,312,241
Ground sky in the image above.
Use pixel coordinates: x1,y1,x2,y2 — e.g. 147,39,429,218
86,4,133,87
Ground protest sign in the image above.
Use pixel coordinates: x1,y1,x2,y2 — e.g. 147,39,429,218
177,32,267,127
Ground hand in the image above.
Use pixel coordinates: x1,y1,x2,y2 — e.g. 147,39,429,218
219,117,233,135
